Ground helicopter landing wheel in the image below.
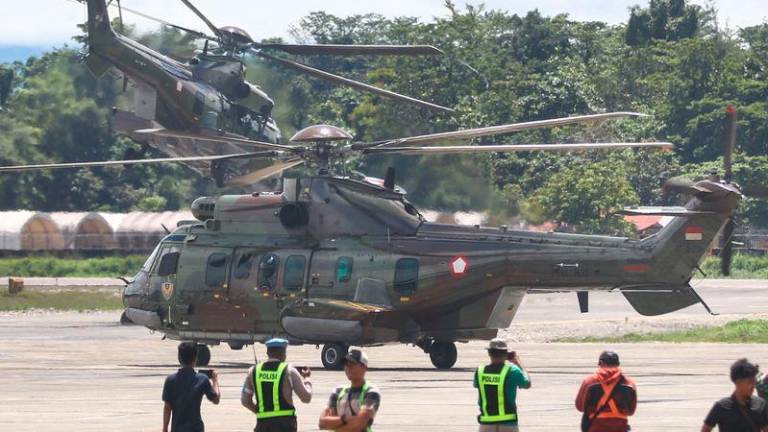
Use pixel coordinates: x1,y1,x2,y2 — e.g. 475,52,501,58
196,344,211,367
429,341,457,369
321,343,348,370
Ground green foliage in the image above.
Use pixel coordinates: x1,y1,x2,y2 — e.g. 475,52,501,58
701,254,768,279
0,256,146,277
0,290,123,311
559,319,768,343
531,159,639,235
135,195,168,212
625,0,705,46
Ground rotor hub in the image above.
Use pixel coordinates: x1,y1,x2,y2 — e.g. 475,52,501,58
291,125,353,143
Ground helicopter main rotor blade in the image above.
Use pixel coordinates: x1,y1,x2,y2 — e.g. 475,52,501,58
254,43,444,56
179,0,223,39
255,51,455,114
362,142,673,156
0,152,278,172
225,159,306,188
354,112,651,149
105,1,218,41
132,128,300,153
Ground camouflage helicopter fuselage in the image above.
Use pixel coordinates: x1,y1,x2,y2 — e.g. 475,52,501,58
122,174,740,367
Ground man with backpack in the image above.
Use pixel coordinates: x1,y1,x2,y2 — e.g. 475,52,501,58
575,351,637,432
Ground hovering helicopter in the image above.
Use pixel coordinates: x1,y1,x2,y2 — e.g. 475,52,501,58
100,109,745,371
0,0,454,187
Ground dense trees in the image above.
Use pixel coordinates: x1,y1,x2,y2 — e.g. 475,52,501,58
1,0,767,234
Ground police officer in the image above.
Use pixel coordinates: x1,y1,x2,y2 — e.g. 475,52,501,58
241,338,312,432
474,338,531,432
318,348,381,432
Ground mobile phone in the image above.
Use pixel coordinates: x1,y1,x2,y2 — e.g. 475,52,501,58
199,369,214,378
507,351,517,361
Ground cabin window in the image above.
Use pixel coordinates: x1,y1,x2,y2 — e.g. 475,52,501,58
336,257,353,283
257,254,279,290
234,252,255,279
394,258,419,296
284,255,306,291
205,253,229,287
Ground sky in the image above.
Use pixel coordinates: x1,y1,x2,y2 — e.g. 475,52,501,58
1,0,767,61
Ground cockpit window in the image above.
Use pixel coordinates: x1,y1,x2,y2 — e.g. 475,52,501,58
142,244,161,271
149,244,182,274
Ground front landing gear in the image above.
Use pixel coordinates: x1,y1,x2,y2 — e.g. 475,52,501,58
321,343,349,370
418,339,457,369
196,344,211,366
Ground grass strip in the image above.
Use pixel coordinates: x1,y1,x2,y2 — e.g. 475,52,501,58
0,255,146,277
557,319,768,343
0,290,123,311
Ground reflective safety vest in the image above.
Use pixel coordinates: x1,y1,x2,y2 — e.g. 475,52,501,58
254,361,296,419
592,380,628,420
477,364,518,424
337,382,373,432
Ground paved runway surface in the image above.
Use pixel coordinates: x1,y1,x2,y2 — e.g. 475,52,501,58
1,279,767,431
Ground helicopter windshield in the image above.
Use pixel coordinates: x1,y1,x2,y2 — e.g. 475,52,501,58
142,244,161,272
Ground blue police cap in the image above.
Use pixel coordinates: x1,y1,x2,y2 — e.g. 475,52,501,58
265,338,289,348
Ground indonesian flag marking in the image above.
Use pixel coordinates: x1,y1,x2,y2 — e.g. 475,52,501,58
624,264,650,273
685,226,703,241
449,255,469,277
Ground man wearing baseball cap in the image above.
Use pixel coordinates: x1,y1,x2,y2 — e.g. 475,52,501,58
319,348,381,432
474,338,531,432
241,338,312,432
575,350,637,432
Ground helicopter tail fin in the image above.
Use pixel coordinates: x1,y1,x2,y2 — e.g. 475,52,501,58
640,180,741,282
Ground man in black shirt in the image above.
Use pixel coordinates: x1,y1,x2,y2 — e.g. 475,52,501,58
702,358,768,432
162,342,221,432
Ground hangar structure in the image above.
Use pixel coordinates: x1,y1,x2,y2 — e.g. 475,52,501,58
0,211,193,252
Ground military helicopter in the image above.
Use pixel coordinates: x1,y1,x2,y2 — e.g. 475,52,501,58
103,109,744,371
0,0,454,187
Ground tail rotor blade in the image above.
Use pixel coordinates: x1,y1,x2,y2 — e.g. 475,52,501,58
724,105,737,183
662,177,706,196
720,218,735,276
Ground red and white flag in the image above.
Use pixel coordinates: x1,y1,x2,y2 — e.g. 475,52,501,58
685,226,703,241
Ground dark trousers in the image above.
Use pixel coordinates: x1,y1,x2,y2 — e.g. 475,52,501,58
255,416,297,432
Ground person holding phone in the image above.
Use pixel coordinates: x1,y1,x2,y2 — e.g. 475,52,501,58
241,338,312,432
473,338,531,432
162,342,221,432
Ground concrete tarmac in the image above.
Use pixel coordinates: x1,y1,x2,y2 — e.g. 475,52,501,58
1,279,767,431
